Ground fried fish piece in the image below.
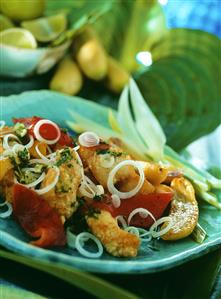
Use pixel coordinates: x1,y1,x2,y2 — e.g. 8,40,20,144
79,142,154,194
86,210,140,257
161,177,199,240
41,147,82,222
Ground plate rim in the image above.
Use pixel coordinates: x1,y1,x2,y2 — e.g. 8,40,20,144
1,226,221,274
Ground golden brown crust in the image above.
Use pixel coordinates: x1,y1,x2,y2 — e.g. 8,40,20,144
87,210,140,257
161,177,199,240
41,148,82,220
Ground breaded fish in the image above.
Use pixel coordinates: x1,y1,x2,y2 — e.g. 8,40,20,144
86,210,140,257
41,147,83,222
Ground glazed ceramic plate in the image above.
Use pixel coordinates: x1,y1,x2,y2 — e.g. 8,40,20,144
1,91,221,274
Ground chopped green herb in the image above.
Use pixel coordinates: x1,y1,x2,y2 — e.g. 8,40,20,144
96,149,109,155
56,183,72,193
31,163,47,173
56,147,73,167
96,149,123,157
9,148,30,175
14,122,27,138
93,194,103,201
18,170,39,185
60,128,68,134
17,148,30,164
86,207,100,219
77,196,86,207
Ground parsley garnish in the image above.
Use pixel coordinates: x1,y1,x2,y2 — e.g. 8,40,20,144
93,194,103,201
56,147,73,167
96,149,123,157
86,207,100,219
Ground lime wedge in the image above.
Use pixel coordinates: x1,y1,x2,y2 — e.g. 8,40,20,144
0,28,37,49
0,0,45,21
21,14,67,43
0,14,14,32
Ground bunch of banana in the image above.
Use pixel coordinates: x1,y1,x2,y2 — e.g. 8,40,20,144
49,27,130,95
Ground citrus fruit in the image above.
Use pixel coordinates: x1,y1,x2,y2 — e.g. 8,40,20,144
0,0,45,21
21,14,67,43
0,28,37,49
0,14,14,32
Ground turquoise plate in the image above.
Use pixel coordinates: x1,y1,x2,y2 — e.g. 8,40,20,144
1,91,221,274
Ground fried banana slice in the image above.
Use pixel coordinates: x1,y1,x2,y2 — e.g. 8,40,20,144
161,177,198,240
86,210,140,257
41,147,82,221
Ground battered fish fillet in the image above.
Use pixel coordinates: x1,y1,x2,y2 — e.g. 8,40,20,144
87,210,140,257
161,177,199,240
41,147,82,222
79,143,154,193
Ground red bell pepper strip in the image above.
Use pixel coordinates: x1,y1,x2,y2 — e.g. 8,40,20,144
13,184,66,248
92,192,173,228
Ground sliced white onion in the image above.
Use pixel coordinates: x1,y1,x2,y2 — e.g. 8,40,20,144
128,208,156,226
46,145,53,154
66,227,77,250
124,226,140,237
149,216,173,238
116,215,127,228
79,182,95,198
0,201,7,207
75,150,83,168
0,201,13,218
35,144,51,162
3,134,20,150
96,185,104,196
111,194,121,208
21,167,38,172
29,158,52,166
36,166,60,195
138,228,152,242
124,226,152,242
107,160,145,199
78,132,100,147
12,143,25,154
100,153,115,169
0,155,9,161
33,119,61,145
75,232,103,258
73,145,80,151
0,120,5,130
79,176,103,199
14,171,46,188
24,135,34,149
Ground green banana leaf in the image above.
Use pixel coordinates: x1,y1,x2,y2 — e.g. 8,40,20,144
0,249,139,299
0,247,220,299
135,29,221,150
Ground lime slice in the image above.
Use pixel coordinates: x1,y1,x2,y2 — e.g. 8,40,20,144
0,28,37,49
0,0,45,21
21,14,67,43
0,14,14,32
